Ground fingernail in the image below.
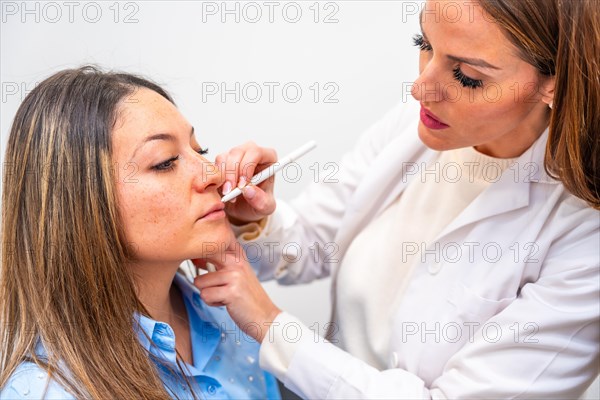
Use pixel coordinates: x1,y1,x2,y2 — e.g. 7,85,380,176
222,181,232,195
243,185,256,200
238,176,247,189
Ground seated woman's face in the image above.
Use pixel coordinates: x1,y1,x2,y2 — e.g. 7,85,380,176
112,87,231,264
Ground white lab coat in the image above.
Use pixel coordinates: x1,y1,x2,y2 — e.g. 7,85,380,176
244,99,600,399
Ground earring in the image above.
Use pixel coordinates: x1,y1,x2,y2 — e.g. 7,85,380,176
549,101,553,109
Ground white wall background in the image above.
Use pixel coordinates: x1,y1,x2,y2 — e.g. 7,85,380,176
1,1,597,397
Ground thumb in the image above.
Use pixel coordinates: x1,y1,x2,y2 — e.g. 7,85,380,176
224,239,246,263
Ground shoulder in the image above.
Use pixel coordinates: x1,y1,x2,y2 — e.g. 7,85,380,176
549,196,599,264
1,362,75,400
542,189,599,247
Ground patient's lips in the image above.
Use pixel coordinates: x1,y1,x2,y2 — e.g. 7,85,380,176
198,201,226,221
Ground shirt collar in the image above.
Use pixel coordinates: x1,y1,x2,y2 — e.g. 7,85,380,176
32,272,226,377
133,271,223,372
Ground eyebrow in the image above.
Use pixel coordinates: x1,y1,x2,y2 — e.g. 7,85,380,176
130,126,195,160
419,13,501,71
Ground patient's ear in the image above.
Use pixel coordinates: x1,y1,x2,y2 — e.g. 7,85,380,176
538,74,555,107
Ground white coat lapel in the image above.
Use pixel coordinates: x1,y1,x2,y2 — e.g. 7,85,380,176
433,129,557,243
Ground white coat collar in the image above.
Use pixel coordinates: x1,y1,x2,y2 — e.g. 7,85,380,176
335,126,556,256
432,127,557,242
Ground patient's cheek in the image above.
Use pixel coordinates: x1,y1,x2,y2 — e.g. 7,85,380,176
133,190,178,225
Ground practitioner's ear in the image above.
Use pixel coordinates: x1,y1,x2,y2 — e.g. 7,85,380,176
538,74,555,108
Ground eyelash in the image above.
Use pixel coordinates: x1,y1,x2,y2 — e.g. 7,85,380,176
412,34,484,89
151,148,209,172
412,33,433,52
452,67,483,89
152,155,179,172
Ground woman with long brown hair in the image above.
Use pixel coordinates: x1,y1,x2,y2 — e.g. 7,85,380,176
196,0,600,398
0,67,281,399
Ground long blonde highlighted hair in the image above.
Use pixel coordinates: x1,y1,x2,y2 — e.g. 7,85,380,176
1,66,198,398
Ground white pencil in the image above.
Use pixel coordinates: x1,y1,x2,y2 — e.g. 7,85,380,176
221,140,317,203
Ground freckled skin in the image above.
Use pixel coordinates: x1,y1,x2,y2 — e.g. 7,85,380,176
112,88,231,265
412,0,554,158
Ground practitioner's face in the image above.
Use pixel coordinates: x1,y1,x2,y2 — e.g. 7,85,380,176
411,0,555,158
112,87,233,266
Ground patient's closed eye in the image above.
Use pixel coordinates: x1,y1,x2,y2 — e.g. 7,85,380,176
152,155,179,171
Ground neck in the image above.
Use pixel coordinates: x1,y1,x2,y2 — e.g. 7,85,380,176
130,261,182,325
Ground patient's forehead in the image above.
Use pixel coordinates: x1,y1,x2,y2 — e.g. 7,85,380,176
112,87,190,152
116,88,180,133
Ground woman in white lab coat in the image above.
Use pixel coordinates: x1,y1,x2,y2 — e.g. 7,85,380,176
195,0,600,398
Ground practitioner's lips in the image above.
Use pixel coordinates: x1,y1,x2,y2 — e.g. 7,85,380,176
420,105,450,130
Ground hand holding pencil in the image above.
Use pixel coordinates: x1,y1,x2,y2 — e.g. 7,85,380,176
215,140,317,225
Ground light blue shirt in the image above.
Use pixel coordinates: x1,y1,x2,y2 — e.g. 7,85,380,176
1,273,281,399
